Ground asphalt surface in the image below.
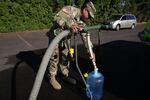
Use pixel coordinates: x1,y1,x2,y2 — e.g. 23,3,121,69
0,24,148,100
0,24,144,70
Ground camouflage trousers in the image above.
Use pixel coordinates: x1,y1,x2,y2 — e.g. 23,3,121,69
48,39,71,76
47,25,71,76
46,22,93,76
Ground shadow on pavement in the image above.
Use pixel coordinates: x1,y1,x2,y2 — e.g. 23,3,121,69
11,50,43,100
95,40,149,100
0,40,149,100
12,49,87,100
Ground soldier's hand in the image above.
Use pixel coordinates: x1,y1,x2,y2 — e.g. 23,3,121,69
70,24,78,33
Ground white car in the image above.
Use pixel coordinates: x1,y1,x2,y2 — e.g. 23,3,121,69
104,14,137,31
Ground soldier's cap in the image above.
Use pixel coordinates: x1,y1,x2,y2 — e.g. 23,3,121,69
85,1,96,18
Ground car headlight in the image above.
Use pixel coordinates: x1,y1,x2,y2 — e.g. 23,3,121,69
110,21,114,24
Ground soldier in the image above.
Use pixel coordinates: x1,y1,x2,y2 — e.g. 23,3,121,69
47,1,96,90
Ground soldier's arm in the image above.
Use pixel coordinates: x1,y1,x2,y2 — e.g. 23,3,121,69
54,6,80,33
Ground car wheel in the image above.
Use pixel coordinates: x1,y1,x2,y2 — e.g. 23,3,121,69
116,24,120,31
131,24,135,29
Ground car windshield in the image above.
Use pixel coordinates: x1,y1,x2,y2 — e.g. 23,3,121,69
110,15,122,20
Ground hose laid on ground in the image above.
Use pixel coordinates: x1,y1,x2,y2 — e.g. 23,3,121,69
29,30,70,100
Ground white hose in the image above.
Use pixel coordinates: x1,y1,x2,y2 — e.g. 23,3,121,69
86,32,97,69
29,30,70,100
28,24,104,100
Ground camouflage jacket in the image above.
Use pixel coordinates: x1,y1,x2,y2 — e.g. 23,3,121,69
52,6,93,53
54,6,85,28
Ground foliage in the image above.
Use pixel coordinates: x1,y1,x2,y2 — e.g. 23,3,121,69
134,0,150,22
0,0,149,33
0,0,53,32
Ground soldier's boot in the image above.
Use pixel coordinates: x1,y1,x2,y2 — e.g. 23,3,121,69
49,74,61,90
61,68,76,85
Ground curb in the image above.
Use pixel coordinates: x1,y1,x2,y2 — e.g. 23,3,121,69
137,22,146,25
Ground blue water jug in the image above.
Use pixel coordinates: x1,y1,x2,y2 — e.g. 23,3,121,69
86,68,104,100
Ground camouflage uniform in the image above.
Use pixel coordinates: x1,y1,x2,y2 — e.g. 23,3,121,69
47,1,96,90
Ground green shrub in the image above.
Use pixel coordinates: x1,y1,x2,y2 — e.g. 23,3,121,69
0,0,149,33
0,0,54,32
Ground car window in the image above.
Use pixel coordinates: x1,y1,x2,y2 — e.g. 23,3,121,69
121,16,126,20
110,15,122,20
126,15,135,20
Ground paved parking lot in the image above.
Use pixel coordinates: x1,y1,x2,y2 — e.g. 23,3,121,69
0,24,147,100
